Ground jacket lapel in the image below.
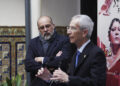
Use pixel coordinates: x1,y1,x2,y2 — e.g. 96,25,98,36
37,38,45,56
47,39,58,56
69,52,77,75
77,53,88,67
46,33,58,56
74,42,94,74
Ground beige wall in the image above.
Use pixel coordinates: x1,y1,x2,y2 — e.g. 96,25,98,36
31,0,80,38
41,0,80,26
0,0,25,26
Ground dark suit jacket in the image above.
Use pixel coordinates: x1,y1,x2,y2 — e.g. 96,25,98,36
25,32,76,86
66,42,106,86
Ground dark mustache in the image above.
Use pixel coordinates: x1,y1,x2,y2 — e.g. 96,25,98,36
44,32,50,36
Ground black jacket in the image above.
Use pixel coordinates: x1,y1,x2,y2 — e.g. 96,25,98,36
25,32,76,86
67,42,106,86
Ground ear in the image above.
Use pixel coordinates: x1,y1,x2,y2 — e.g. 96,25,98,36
82,29,88,38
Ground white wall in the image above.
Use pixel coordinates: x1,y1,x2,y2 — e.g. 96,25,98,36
31,0,80,38
30,0,41,38
0,0,25,26
41,0,80,26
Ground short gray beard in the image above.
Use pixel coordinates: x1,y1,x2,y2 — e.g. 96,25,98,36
40,30,54,40
44,34,52,40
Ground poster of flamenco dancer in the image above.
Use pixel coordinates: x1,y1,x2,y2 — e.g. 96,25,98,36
97,0,120,86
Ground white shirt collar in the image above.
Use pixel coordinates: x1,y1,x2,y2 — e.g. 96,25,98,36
78,40,90,53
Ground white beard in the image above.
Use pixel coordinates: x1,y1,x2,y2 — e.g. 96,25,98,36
40,30,54,40
44,34,52,40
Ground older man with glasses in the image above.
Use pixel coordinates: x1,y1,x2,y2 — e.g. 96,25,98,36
50,15,106,86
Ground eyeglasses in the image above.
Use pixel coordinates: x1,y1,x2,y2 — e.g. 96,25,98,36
39,24,51,29
66,26,77,30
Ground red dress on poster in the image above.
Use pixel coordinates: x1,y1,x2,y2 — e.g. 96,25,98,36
98,38,120,86
98,18,120,86
106,50,120,86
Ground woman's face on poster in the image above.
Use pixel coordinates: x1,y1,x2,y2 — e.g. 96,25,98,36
109,21,120,44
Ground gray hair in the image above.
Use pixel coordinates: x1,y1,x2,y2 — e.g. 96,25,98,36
37,16,54,26
71,14,94,39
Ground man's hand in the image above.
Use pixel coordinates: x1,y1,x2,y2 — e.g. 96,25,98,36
35,67,52,81
50,68,69,83
35,51,62,63
56,51,62,56
35,57,44,63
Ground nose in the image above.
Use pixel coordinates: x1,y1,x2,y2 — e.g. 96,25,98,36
44,27,48,31
115,29,119,35
115,32,119,35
